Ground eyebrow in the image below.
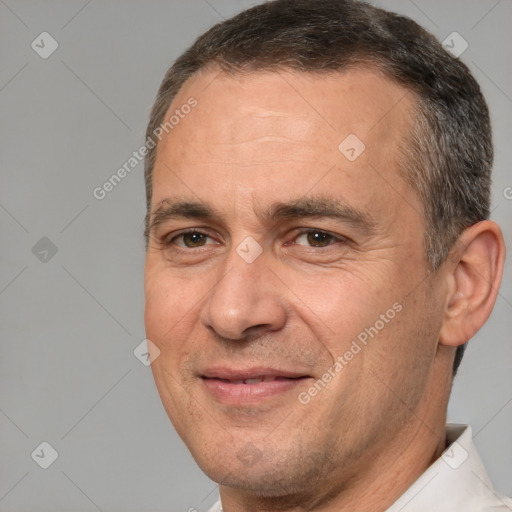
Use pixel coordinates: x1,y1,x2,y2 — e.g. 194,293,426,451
148,196,377,236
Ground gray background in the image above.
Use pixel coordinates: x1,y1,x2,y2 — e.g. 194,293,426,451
0,0,510,510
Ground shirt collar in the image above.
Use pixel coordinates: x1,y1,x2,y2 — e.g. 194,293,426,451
386,423,512,511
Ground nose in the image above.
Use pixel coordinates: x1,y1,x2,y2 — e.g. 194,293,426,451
199,246,287,341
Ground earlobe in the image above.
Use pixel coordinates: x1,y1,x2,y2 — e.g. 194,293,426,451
439,220,506,347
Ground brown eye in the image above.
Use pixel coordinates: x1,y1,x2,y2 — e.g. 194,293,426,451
170,231,210,248
183,232,207,247
308,231,333,247
295,230,338,247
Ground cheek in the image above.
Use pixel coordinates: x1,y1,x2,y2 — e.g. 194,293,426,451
144,268,193,350
288,269,397,355
144,279,173,337
358,286,442,406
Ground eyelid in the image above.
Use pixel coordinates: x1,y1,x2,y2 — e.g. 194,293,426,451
291,228,347,247
164,228,219,247
163,227,348,249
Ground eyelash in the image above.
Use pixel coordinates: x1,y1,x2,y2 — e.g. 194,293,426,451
163,228,346,249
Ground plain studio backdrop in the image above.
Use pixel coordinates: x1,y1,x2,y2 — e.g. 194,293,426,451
1,1,511,510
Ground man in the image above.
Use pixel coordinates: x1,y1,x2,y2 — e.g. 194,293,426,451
143,0,511,510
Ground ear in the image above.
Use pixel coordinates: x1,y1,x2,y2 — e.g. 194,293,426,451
439,220,506,347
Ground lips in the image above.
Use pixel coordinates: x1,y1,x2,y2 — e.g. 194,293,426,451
208,375,305,385
201,367,309,382
200,368,311,403
222,375,294,384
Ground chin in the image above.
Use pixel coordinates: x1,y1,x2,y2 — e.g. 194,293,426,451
191,440,334,500
208,468,305,498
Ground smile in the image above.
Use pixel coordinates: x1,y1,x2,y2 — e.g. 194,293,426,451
215,375,302,384
201,368,311,404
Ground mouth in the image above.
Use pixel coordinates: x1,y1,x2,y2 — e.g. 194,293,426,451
200,368,311,403
211,375,301,384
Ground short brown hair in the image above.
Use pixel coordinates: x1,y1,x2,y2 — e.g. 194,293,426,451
144,0,493,373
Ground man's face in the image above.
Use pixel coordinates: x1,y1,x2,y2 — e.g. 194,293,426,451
144,69,447,496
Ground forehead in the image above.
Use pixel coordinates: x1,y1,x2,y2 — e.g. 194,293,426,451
151,67,419,224
164,67,414,145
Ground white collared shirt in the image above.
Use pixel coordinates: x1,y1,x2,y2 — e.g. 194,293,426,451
208,424,512,511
